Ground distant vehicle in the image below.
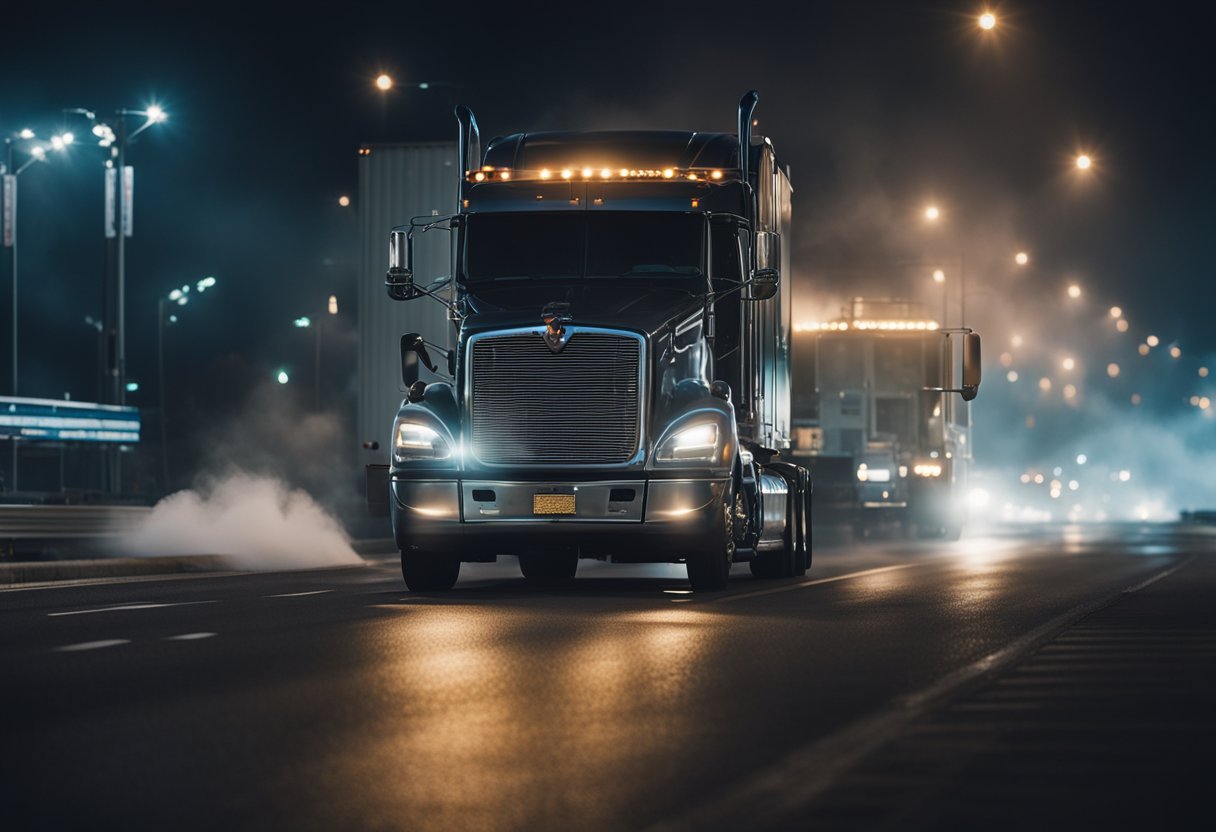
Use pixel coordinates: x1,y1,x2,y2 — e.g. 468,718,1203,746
368,92,816,591
790,298,979,539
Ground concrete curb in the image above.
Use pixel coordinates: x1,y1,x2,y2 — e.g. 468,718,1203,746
0,555,230,586
0,538,397,586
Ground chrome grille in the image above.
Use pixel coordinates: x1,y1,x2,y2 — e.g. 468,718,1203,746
471,331,641,465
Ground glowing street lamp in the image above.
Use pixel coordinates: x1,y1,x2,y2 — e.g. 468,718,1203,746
1014,251,1029,266
979,11,996,30
924,205,940,221
375,73,394,91
1075,154,1092,171
1067,284,1082,299
277,370,290,385
338,195,351,207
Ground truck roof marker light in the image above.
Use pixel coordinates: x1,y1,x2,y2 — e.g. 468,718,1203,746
600,168,612,179
540,168,551,179
499,171,510,180
482,166,494,171
662,168,675,178
711,169,724,180
620,168,629,177
687,173,698,181
561,169,573,180
582,167,593,179
474,171,486,182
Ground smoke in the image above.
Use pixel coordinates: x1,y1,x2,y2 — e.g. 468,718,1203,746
125,473,361,569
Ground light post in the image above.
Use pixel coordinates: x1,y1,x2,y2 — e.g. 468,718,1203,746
3,129,69,491
62,104,167,493
158,276,216,490
292,294,339,410
3,130,65,398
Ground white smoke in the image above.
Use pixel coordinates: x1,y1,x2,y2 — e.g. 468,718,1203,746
125,474,362,570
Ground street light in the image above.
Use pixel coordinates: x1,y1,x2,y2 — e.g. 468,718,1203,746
1014,251,1029,266
375,73,393,91
158,276,217,490
3,128,70,402
1075,154,1092,171
978,12,996,30
924,205,940,221
63,103,170,414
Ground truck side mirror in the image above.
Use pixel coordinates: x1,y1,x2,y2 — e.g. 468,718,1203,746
961,332,981,401
401,333,437,387
748,231,781,300
386,228,419,301
750,268,779,300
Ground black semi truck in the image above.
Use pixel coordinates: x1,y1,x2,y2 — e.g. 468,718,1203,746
368,92,978,591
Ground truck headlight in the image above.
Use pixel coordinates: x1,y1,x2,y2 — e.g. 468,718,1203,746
656,423,719,462
857,464,891,482
393,420,451,461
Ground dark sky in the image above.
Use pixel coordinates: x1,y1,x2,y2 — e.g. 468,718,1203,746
3,0,1214,473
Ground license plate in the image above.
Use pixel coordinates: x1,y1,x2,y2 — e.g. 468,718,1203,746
533,494,576,515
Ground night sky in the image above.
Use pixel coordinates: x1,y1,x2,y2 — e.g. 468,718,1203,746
3,1,1213,508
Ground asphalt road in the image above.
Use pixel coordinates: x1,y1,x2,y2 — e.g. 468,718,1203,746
2,523,1213,831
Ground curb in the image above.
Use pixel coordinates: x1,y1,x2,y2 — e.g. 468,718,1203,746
0,555,230,586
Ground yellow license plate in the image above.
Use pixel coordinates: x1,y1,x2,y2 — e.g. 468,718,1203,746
533,494,576,515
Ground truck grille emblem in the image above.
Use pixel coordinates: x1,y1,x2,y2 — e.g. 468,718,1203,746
541,302,573,353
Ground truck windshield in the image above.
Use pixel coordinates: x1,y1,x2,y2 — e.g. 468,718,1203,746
463,212,704,284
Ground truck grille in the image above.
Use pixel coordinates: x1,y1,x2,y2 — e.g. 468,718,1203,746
471,331,641,465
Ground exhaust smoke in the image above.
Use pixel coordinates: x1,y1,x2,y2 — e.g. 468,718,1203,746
125,473,362,570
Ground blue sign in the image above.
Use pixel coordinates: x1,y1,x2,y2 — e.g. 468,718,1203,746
0,396,140,443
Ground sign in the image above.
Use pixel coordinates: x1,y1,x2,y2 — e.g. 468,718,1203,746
104,168,116,239
2,174,14,248
122,165,134,238
0,396,140,444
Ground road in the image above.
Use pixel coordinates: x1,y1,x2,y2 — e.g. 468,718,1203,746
2,523,1213,830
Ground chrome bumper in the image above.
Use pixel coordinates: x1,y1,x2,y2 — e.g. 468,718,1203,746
390,477,728,562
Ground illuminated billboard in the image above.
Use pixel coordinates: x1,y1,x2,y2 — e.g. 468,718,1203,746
0,396,141,443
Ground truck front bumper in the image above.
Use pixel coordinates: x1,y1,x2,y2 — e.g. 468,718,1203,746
390,477,728,562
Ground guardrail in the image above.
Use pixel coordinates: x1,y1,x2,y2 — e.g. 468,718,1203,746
0,505,151,540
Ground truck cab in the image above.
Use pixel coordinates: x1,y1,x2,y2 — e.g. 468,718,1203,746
371,92,813,591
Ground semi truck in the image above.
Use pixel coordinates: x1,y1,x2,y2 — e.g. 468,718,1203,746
367,94,979,590
790,298,977,538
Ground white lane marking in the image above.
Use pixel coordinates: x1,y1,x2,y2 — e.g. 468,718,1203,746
48,601,217,617
165,632,217,641
55,639,131,652
653,556,1197,831
266,590,332,598
709,563,920,604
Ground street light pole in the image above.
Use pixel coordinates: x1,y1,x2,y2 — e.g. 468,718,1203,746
158,297,168,490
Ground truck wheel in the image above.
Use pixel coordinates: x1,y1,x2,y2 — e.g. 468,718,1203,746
519,552,578,582
687,494,735,592
400,550,460,591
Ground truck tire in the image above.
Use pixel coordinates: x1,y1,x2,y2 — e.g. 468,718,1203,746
400,550,460,591
687,493,735,592
519,552,578,582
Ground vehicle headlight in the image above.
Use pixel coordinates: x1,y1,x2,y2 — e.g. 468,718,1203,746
857,464,891,482
393,420,451,461
913,463,943,478
656,422,719,462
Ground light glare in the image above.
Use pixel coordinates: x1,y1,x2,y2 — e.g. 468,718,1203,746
375,74,393,91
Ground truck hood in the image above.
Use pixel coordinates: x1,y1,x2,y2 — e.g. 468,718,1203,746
462,282,705,339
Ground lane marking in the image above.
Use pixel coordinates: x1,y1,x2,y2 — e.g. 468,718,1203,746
651,555,1196,831
48,601,217,617
164,632,217,641
708,563,920,604
55,639,130,653
266,590,332,598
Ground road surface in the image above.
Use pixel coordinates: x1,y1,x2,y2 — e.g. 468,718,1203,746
2,523,1213,830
